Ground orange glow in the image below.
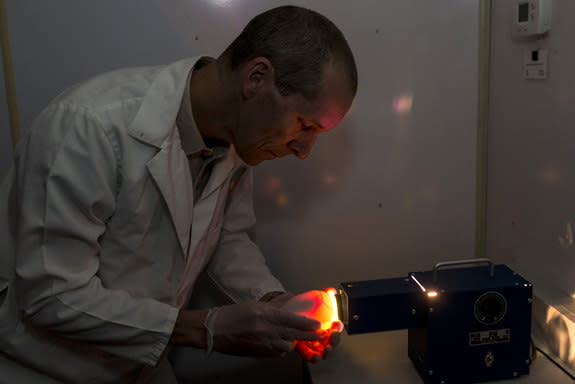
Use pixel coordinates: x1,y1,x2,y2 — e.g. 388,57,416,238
427,291,438,298
308,288,339,330
284,288,340,330
326,288,340,328
287,288,344,361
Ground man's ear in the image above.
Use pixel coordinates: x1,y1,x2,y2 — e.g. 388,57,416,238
241,57,274,100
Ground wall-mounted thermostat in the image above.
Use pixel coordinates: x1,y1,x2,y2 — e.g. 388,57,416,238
513,0,552,37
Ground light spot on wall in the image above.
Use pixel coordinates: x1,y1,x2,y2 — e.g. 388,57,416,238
322,173,337,186
392,94,414,115
276,193,289,208
539,167,560,184
263,176,283,197
209,0,235,7
559,222,573,249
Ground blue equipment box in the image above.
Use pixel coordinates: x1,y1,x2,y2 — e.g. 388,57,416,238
337,259,533,384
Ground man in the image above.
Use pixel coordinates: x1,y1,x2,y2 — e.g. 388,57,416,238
0,5,357,383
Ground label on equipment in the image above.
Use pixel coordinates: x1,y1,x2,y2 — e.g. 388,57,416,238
469,329,510,346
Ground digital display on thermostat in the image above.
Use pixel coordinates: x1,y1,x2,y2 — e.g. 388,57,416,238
518,3,529,23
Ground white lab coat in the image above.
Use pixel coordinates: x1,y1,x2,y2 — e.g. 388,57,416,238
0,57,284,383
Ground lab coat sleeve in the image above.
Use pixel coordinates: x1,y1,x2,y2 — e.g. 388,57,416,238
206,167,286,302
14,103,179,366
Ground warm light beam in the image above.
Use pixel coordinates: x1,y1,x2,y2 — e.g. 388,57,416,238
410,274,427,292
327,288,340,327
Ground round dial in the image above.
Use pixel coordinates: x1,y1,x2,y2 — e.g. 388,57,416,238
474,291,507,325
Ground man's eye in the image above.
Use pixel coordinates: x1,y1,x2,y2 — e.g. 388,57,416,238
300,122,313,131
298,118,313,131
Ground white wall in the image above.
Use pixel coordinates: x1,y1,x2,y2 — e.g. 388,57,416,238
487,0,575,301
3,0,480,381
487,1,575,371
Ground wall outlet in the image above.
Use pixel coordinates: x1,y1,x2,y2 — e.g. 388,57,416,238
524,49,548,79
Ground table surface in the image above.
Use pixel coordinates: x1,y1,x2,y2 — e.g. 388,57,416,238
308,330,573,384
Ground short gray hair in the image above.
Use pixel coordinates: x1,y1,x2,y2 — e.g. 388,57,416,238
221,5,357,100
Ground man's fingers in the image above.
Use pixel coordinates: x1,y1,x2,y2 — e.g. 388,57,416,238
328,329,341,348
271,339,297,354
331,320,344,333
310,341,326,354
272,308,322,331
296,341,323,363
280,327,324,342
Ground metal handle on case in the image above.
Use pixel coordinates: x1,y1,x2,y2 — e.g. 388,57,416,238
432,258,494,282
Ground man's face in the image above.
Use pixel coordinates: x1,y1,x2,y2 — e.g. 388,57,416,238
233,61,354,166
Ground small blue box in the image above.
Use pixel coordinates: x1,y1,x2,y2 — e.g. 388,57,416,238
339,263,532,383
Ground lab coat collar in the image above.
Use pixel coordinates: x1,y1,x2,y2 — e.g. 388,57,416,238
130,56,200,258
146,134,194,258
127,57,201,148
130,56,243,258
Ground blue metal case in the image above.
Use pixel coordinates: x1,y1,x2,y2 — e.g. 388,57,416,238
338,261,533,384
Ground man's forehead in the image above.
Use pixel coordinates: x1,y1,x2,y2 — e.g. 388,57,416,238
309,102,348,132
303,91,353,132
315,63,354,130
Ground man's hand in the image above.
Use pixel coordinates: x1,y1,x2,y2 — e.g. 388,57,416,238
280,288,344,362
204,301,324,357
295,320,343,363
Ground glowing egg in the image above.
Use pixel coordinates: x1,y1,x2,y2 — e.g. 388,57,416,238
283,288,340,330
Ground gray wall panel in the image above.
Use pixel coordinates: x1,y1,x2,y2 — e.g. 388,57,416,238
487,0,575,298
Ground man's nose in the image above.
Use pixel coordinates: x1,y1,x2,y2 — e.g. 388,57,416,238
289,131,318,159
